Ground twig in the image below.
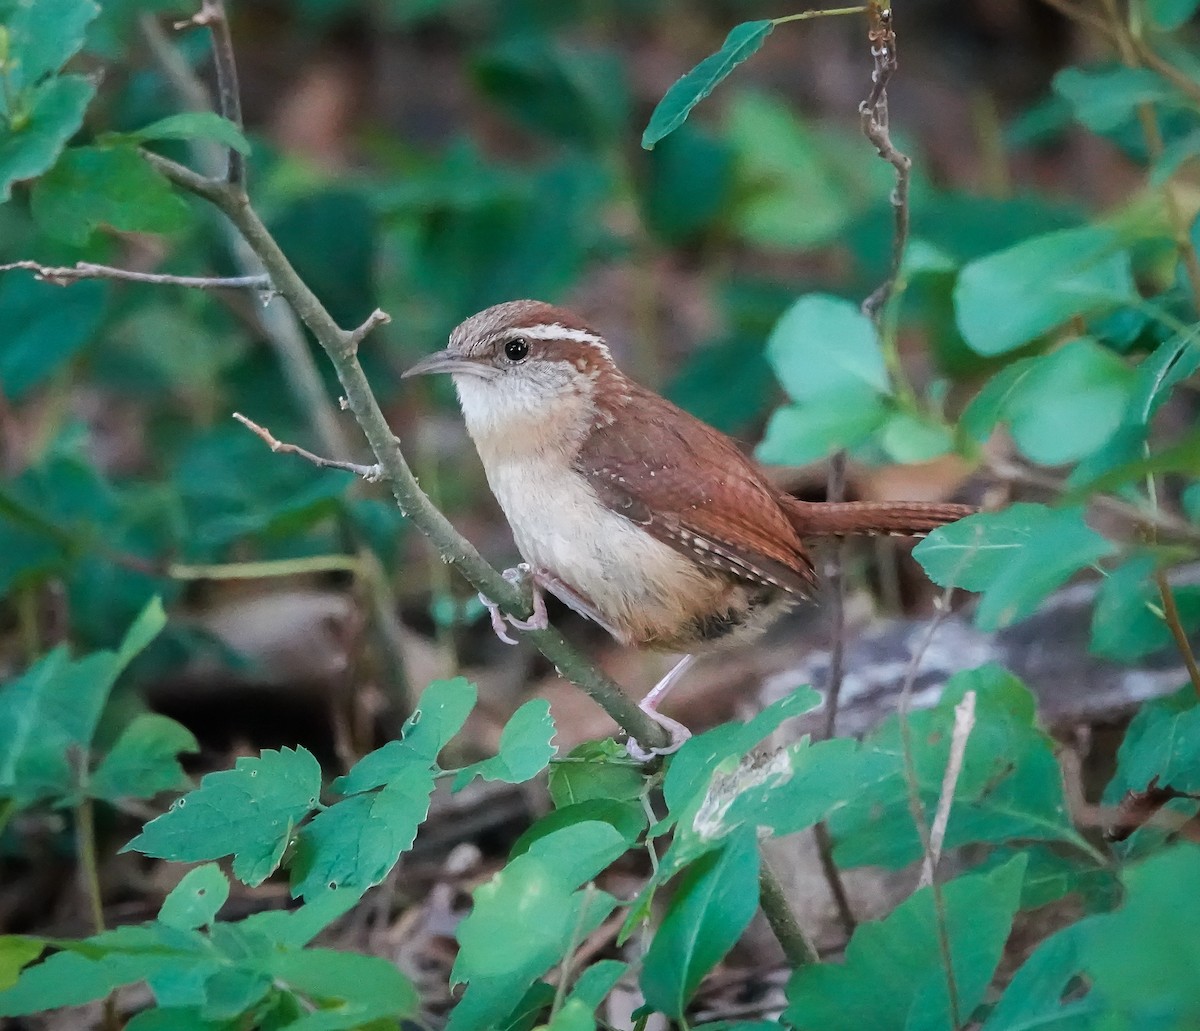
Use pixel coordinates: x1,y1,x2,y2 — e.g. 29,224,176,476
169,554,364,580
919,690,976,887
1154,568,1200,700
0,260,271,291
233,412,385,481
758,859,819,967
346,308,393,354
859,3,912,320
177,0,245,184
897,585,960,1026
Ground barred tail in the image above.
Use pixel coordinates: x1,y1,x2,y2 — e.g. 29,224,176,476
782,498,976,539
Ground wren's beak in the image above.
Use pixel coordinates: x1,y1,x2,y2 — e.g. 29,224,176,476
402,349,498,380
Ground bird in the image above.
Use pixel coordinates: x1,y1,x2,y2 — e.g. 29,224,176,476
403,300,974,758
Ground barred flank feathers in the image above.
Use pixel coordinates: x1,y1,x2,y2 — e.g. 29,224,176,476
781,498,977,539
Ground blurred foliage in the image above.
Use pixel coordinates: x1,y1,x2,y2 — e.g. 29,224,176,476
4,0,1200,1027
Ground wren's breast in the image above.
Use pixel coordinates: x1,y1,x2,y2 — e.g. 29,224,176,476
481,454,742,650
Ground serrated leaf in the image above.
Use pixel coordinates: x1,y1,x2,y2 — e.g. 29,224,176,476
641,829,760,1020
124,746,321,886
1106,686,1200,802
0,946,175,1016
954,226,1137,355
913,504,1116,631
290,770,435,899
91,713,198,801
158,864,229,931
0,597,166,805
333,676,476,794
453,699,556,791
642,21,773,148
31,144,191,244
0,938,44,992
448,822,627,1031
0,259,105,400
785,856,1027,1031
0,74,95,200
123,112,250,154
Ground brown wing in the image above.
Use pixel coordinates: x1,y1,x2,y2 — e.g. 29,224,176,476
575,377,817,596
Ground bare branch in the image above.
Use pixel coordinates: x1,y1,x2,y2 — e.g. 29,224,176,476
233,413,385,481
345,308,393,356
175,0,245,185
859,3,912,320
0,260,271,291
920,689,976,887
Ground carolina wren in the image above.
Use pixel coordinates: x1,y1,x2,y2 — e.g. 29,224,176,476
404,300,973,757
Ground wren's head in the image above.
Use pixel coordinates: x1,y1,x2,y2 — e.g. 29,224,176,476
403,300,617,452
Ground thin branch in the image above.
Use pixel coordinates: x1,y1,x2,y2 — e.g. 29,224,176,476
346,308,393,354
758,858,819,967
176,0,245,184
859,3,912,320
919,689,976,887
897,586,961,1027
0,259,270,291
1154,567,1200,700
233,412,385,481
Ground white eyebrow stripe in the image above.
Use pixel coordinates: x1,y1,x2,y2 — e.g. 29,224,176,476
510,324,610,352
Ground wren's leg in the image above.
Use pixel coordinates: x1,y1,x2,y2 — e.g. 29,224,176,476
477,564,548,645
626,654,697,762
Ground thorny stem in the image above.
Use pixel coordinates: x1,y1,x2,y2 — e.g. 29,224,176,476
142,156,670,752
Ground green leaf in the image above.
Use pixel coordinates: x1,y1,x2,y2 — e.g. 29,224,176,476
547,960,627,1031
448,822,627,1031
913,504,1116,630
264,949,419,1030
548,739,645,807
879,411,954,464
510,799,646,860
1128,331,1200,424
756,394,889,466
452,699,557,791
158,864,229,931
1,0,99,92
91,713,198,802
0,597,166,805
1106,686,1200,801
981,919,1097,1030
1083,845,1200,1025
1091,555,1200,661
333,676,476,794
1001,338,1136,466
1054,65,1177,133
766,294,889,400
0,938,44,992
0,75,95,200
954,226,1137,355
123,112,251,154
1145,0,1200,31
124,746,322,886
785,856,1026,1031
0,271,105,400
642,21,773,148
828,666,1091,869
641,829,760,1020
31,144,191,245
290,772,435,899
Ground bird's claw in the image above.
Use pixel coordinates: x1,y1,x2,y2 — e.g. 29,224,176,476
479,565,548,643
626,712,691,763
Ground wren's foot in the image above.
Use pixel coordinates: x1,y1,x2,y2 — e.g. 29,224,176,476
627,709,692,763
478,564,549,645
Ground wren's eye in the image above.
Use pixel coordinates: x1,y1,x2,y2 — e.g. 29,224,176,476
503,337,530,363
